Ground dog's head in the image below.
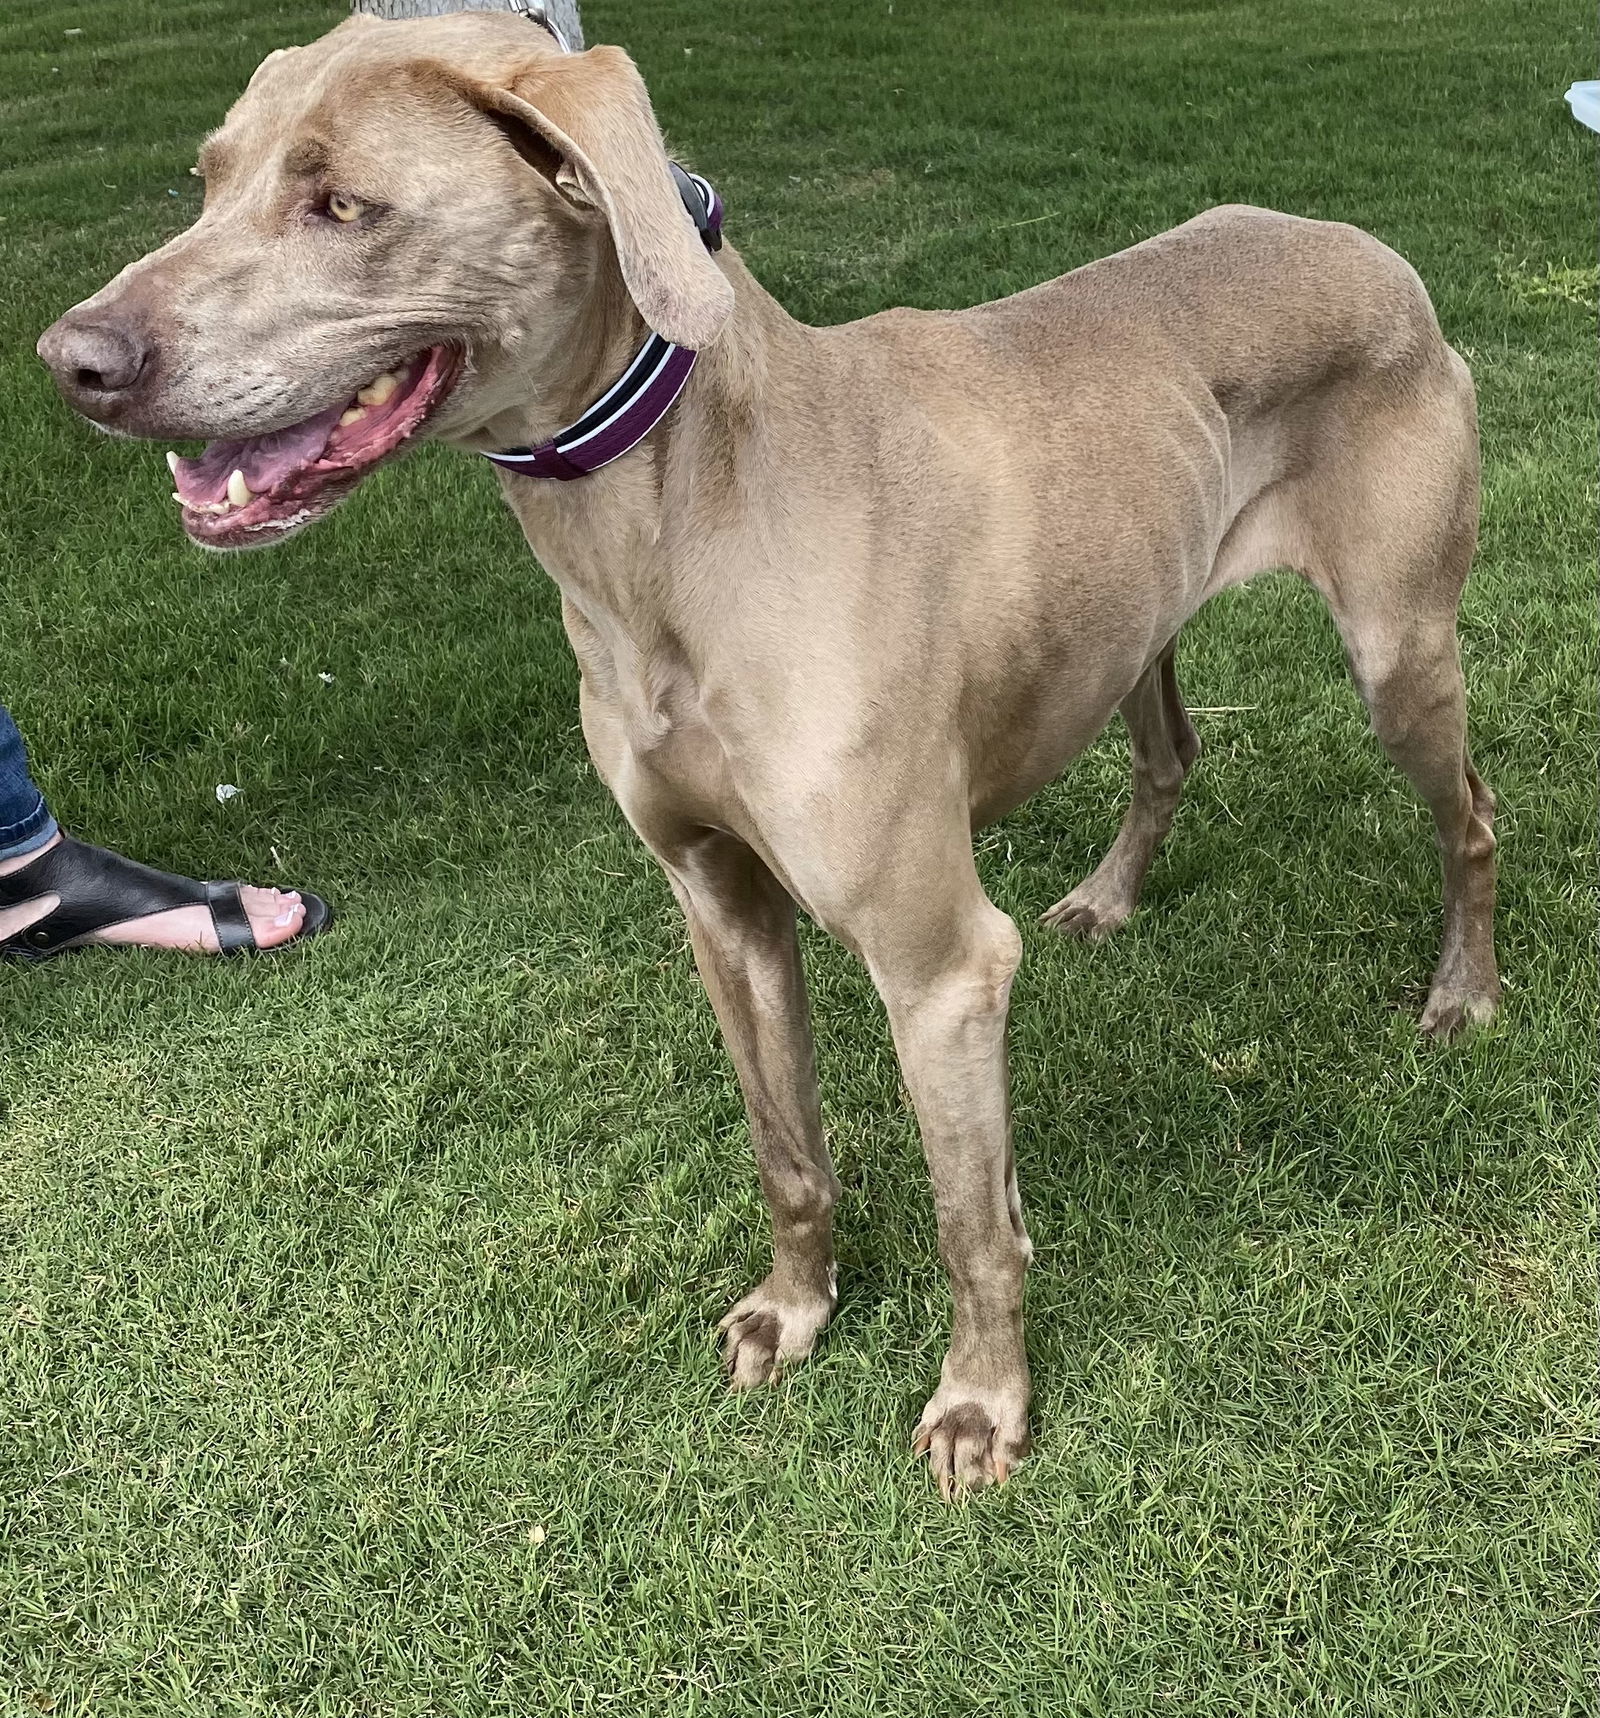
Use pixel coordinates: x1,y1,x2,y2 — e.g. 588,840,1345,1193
35,14,732,550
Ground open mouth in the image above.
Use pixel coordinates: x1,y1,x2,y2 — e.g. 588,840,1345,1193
168,345,460,549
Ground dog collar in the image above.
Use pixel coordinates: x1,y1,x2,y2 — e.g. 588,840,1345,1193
508,0,577,53
481,165,723,480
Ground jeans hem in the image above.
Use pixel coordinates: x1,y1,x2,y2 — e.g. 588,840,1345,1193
0,798,59,865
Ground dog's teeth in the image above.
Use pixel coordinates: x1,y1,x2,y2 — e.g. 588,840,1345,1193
171,490,185,505
226,468,253,508
339,406,367,427
165,449,181,476
356,371,399,406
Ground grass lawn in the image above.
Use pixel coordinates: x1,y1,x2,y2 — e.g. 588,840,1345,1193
1,0,1594,1711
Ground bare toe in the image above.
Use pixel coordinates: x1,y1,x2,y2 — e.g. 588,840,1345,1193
239,885,306,951
85,885,306,953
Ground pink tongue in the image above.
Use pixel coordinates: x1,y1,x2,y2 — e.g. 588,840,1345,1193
175,402,348,504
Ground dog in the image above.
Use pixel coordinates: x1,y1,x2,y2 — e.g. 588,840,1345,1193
36,11,1499,1496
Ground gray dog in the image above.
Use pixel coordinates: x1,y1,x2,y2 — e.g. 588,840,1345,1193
36,12,1498,1494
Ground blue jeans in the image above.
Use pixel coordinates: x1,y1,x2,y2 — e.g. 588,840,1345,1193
0,707,60,863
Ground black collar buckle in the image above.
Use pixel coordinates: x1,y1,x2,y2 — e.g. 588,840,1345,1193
669,161,723,253
509,0,574,53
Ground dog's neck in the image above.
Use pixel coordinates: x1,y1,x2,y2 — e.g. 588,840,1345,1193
464,244,812,625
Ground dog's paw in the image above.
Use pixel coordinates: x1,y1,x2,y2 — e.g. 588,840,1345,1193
913,1384,1030,1501
1419,984,1499,1041
1040,886,1132,943
718,1276,835,1392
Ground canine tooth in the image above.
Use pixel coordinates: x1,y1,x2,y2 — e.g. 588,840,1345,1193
339,406,367,427
165,450,181,476
226,468,252,508
171,491,185,504
356,371,399,406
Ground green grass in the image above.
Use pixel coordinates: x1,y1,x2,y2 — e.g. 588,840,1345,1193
0,0,1594,1711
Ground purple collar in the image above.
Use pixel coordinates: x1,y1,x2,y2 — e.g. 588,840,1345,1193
482,167,723,481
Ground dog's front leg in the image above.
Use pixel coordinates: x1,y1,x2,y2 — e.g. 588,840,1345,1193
663,831,840,1389
860,878,1032,1498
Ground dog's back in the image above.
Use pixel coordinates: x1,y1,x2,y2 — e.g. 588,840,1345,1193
967,204,1455,412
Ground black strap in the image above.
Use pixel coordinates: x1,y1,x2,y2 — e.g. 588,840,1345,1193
669,161,722,252
0,834,257,956
204,880,256,953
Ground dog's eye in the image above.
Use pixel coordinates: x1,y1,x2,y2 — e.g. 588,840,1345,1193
325,190,365,224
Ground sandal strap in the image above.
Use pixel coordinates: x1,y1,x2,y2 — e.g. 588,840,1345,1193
204,880,255,953
0,834,257,956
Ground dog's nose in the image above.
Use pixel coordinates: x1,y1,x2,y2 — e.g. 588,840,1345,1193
37,315,153,411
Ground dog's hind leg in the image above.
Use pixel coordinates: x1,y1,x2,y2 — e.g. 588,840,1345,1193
663,831,841,1388
1299,359,1499,1038
1042,639,1200,941
1331,606,1499,1038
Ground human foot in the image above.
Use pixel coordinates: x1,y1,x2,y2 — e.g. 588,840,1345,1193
0,832,326,955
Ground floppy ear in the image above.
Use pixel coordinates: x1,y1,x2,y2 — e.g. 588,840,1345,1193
466,46,733,350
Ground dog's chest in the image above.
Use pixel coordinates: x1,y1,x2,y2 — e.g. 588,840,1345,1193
560,597,742,823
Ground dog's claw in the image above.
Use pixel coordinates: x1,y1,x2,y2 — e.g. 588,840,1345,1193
1418,986,1499,1041
723,1315,779,1390
1040,891,1133,943
914,1393,1028,1500
718,1278,835,1392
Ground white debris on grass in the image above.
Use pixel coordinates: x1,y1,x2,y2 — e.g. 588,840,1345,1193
215,783,242,804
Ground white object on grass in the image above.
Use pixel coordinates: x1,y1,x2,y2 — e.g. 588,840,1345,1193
215,783,242,803
1565,82,1600,133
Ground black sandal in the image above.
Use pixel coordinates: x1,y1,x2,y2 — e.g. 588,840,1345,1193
0,834,332,962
